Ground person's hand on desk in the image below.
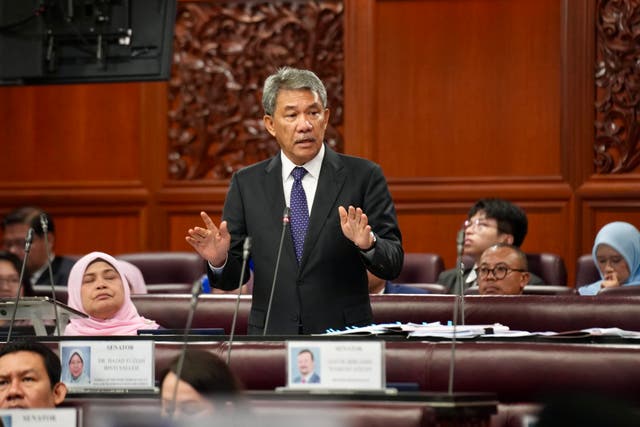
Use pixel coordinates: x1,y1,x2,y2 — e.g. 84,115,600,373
339,205,376,251
186,211,230,268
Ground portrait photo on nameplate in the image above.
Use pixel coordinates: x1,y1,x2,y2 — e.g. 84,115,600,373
0,408,78,427
59,341,154,392
286,341,385,390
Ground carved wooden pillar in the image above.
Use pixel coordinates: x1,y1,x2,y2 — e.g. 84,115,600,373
168,1,344,180
595,0,640,173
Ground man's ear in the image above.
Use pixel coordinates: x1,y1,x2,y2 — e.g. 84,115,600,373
46,232,55,250
322,108,330,130
52,382,67,406
263,115,276,137
519,272,530,292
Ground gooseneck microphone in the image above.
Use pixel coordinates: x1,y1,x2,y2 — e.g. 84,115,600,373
455,227,466,325
263,207,290,336
40,214,61,336
168,276,203,419
6,228,34,343
227,236,251,364
448,228,466,395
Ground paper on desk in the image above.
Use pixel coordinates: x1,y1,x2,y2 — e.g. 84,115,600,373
581,327,640,338
408,323,510,338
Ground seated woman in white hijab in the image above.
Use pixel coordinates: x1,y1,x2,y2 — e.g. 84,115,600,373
64,252,160,335
579,221,640,295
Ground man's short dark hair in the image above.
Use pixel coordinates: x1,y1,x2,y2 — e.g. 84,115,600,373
468,198,528,247
2,207,55,237
162,349,242,397
0,341,61,388
0,251,22,275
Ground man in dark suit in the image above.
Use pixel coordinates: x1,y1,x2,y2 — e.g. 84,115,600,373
187,67,403,335
1,207,76,288
437,198,544,293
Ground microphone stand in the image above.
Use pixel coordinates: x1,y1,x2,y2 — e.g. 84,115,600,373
263,207,290,336
6,228,34,343
40,214,61,336
227,236,251,364
168,278,202,419
456,228,466,326
448,228,466,395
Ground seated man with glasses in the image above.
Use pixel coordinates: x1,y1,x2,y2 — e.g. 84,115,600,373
437,198,544,293
476,243,529,295
1,207,76,288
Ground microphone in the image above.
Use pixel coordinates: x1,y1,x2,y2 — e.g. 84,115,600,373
40,214,61,336
6,228,34,343
168,272,204,419
455,228,466,325
227,236,251,364
448,227,466,394
263,207,290,336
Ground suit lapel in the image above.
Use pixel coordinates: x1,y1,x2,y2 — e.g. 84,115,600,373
264,155,285,220
299,148,346,267
264,154,296,258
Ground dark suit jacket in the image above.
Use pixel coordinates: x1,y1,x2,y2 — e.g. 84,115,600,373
437,266,545,294
209,146,403,335
294,372,320,384
34,256,76,286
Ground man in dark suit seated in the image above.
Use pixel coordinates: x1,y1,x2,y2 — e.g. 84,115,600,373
1,207,76,288
186,67,403,335
477,244,529,295
437,198,544,293
367,271,429,294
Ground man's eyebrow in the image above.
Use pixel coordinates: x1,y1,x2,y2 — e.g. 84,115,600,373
0,368,38,378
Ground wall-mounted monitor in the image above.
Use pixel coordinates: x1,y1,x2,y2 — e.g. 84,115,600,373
0,0,177,85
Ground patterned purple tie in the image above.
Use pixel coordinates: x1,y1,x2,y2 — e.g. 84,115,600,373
290,167,309,263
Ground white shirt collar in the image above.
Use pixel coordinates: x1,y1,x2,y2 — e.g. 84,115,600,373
466,263,477,284
280,143,325,181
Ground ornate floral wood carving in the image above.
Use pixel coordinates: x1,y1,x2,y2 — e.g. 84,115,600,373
168,1,344,180
595,0,640,173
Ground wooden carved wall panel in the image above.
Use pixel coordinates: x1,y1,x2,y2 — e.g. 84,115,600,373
595,0,640,173
168,1,344,180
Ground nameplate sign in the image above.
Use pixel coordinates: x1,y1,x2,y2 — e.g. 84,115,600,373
59,340,154,392
0,408,77,427
285,340,385,390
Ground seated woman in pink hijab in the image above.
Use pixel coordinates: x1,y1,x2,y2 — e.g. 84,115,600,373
64,252,161,335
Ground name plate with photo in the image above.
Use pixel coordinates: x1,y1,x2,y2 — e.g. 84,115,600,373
285,340,385,391
0,408,78,427
59,340,154,392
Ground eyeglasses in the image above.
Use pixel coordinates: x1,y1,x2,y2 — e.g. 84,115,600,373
0,276,20,287
476,264,526,280
463,218,496,232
